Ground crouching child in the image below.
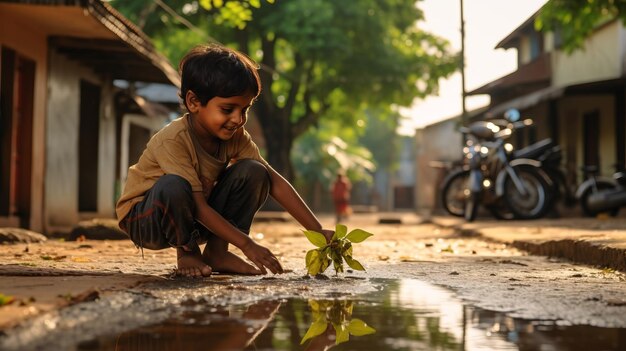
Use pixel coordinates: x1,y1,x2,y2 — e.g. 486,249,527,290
116,44,332,277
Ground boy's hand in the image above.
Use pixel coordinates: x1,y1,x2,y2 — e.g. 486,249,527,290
321,229,334,243
240,239,284,274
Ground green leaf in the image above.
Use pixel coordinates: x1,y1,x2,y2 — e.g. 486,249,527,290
333,323,350,345
331,251,344,274
334,224,348,239
341,241,353,256
308,299,321,312
319,255,330,274
300,319,328,344
306,249,322,275
0,293,15,306
347,318,376,336
305,249,316,268
321,246,331,257
318,247,331,273
344,256,365,271
303,230,328,248
345,229,373,243
199,0,212,10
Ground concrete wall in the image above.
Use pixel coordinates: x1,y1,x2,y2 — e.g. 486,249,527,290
519,34,532,65
414,118,463,215
395,137,416,185
552,22,624,87
98,82,117,219
0,11,48,232
557,95,616,180
46,51,117,230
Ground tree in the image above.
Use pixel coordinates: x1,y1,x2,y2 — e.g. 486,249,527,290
291,121,375,210
536,0,626,53
111,0,458,180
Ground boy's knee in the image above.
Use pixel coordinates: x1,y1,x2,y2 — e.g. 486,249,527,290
230,159,270,186
154,174,193,202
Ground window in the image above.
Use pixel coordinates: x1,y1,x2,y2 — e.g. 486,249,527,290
529,30,544,60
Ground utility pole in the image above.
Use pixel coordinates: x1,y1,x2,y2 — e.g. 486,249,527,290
460,0,468,124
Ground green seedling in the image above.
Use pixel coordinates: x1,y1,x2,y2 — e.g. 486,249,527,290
300,299,376,345
304,224,373,276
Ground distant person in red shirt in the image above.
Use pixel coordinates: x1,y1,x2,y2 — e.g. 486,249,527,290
332,171,352,224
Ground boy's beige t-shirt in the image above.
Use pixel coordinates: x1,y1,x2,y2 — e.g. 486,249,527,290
116,114,268,224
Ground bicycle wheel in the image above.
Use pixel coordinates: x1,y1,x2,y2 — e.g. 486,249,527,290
441,169,470,217
503,167,549,219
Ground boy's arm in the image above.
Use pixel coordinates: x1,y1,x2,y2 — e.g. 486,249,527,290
267,167,333,241
193,192,283,274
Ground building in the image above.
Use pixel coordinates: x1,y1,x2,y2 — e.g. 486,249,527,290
0,0,180,233
467,6,626,187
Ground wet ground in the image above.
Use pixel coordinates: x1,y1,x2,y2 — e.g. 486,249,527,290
1,217,626,350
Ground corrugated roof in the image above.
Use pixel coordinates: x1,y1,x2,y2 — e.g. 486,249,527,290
467,52,551,96
3,0,180,86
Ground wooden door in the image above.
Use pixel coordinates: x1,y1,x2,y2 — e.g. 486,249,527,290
0,47,15,217
78,80,101,212
583,110,600,169
14,55,35,227
0,47,35,227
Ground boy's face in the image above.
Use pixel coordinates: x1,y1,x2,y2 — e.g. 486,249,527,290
188,92,254,141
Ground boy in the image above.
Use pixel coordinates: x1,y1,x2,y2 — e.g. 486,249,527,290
116,44,332,277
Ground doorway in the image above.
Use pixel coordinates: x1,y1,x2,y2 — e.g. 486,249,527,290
0,47,35,227
583,110,600,169
78,80,101,212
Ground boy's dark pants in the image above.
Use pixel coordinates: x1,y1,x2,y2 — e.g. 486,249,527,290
121,159,270,251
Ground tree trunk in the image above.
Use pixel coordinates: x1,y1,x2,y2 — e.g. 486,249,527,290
253,36,297,181
256,107,295,181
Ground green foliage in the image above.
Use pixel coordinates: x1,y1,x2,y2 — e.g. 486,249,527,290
154,27,209,67
304,224,373,276
110,0,272,33
359,108,403,171
109,0,458,178
0,293,15,306
300,300,376,345
292,122,376,191
199,0,275,29
536,0,626,53
291,105,402,197
244,0,459,105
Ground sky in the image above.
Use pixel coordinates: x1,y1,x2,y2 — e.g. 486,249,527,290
397,0,547,135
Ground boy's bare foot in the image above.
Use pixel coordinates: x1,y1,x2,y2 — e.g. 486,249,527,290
203,250,262,275
177,247,213,277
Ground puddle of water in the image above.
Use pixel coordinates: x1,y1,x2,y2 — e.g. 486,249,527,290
78,279,625,351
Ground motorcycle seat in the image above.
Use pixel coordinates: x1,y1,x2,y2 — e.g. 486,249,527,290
581,165,599,175
614,172,626,186
537,145,562,165
512,138,554,160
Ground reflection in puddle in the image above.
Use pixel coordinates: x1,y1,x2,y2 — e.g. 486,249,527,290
300,300,376,347
84,279,625,351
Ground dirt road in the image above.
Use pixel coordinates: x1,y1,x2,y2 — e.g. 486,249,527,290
1,214,625,349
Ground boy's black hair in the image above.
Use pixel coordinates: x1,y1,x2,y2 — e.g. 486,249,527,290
178,44,261,109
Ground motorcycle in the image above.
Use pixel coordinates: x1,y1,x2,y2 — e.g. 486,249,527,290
576,166,624,217
512,138,577,212
441,109,553,221
514,140,624,217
